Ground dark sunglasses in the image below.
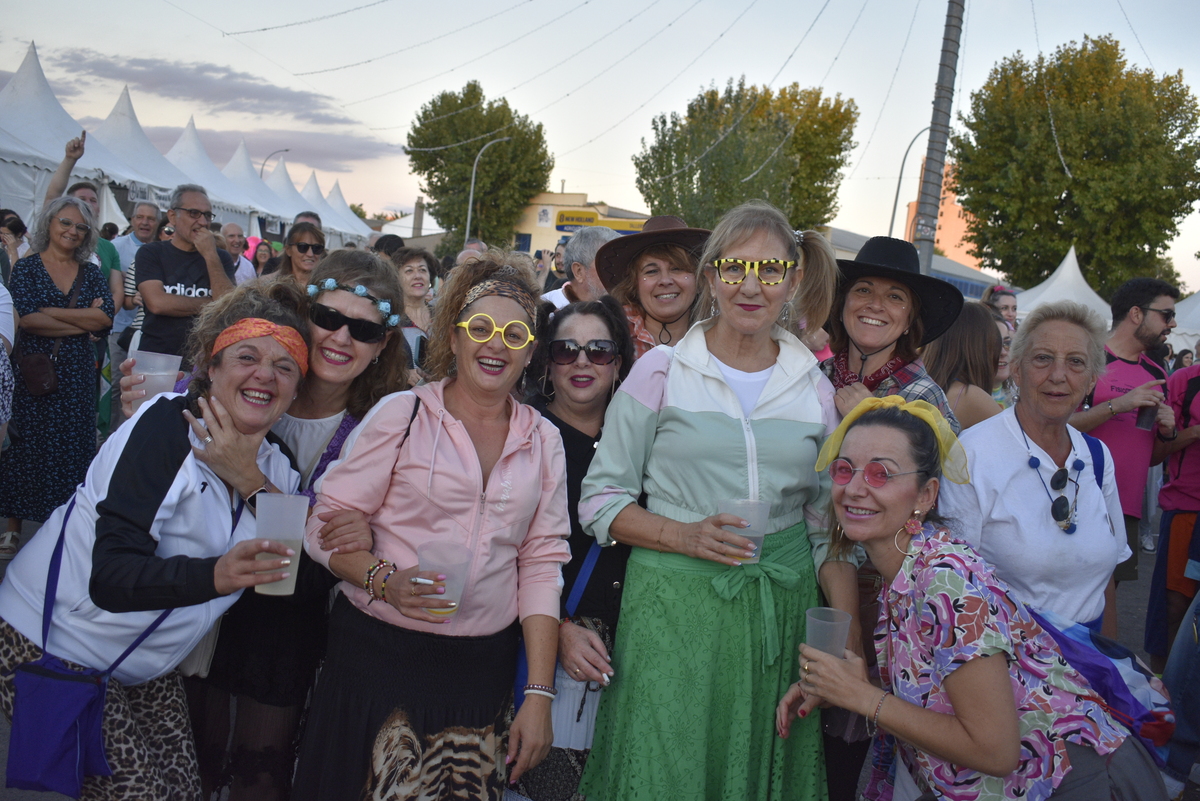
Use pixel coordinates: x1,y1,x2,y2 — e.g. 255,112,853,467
1139,305,1176,323
829,458,924,488
292,242,325,255
309,303,387,343
549,339,618,366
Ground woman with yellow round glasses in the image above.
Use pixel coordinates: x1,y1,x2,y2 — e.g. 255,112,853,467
295,254,570,798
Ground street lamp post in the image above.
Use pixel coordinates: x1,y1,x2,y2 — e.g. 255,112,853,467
888,127,930,239
464,137,511,248
260,148,290,178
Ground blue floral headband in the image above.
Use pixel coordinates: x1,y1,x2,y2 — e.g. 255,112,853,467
307,278,401,327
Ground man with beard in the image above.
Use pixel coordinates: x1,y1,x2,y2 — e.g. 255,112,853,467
1072,278,1180,591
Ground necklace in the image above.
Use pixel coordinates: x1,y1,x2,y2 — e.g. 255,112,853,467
1015,413,1084,534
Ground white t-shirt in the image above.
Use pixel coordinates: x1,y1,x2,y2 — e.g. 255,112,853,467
234,254,256,285
273,411,346,488
541,286,570,310
939,406,1130,624
712,356,774,419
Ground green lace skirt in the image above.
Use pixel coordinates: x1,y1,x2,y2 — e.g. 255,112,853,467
578,522,826,801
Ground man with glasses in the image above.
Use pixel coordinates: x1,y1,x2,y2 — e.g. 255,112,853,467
134,184,236,362
1071,277,1180,590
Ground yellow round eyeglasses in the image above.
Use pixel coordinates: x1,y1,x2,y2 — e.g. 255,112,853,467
455,313,535,349
713,258,796,286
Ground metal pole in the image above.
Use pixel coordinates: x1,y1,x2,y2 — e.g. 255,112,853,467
913,0,965,274
464,137,511,247
259,148,290,178
888,126,931,238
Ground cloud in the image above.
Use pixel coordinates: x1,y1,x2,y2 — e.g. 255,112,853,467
46,48,354,126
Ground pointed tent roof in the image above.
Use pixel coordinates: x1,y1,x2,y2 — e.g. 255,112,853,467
300,172,357,238
221,139,290,220
0,43,156,186
91,87,192,193
265,157,327,229
325,180,374,237
1015,246,1110,321
164,118,257,219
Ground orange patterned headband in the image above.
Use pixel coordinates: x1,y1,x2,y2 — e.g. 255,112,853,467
213,318,309,376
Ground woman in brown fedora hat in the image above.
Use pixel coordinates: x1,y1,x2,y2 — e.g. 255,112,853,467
824,236,965,434
595,216,709,358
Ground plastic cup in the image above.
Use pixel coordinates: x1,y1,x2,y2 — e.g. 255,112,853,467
718,499,771,564
805,607,852,656
418,541,472,616
253,494,310,596
1135,405,1157,431
130,349,182,412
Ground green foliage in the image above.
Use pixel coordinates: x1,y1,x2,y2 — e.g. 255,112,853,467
632,78,858,230
951,35,1200,298
348,202,367,220
406,81,553,257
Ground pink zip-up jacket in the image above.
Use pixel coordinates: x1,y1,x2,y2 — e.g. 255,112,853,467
305,380,571,636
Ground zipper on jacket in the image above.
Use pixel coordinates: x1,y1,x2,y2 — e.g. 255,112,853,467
742,417,760,500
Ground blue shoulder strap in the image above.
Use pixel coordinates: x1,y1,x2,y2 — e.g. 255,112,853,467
564,541,602,618
1083,433,1104,489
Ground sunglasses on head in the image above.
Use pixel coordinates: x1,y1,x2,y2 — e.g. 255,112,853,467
549,339,618,366
309,303,387,343
829,458,924,488
292,242,325,255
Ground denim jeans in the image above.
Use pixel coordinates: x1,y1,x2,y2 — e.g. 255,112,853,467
1163,588,1200,783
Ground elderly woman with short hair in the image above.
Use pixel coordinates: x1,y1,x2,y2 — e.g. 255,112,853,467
0,196,114,559
940,300,1129,638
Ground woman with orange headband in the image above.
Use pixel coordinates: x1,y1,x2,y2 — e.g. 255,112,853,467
0,282,311,798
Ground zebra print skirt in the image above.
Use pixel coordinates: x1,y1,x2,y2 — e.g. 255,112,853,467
293,593,521,801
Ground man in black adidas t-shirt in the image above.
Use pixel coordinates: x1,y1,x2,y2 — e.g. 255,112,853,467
135,185,236,360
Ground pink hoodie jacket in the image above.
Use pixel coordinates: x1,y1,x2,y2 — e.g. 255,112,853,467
305,380,570,637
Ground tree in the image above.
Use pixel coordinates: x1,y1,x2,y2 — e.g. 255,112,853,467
406,81,553,256
632,78,858,230
951,35,1200,298
348,202,368,220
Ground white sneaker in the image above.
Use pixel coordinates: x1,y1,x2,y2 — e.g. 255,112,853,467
1141,533,1157,553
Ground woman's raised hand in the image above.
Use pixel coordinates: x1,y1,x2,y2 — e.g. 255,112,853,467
671,514,757,567
213,539,294,595
558,621,613,685
384,565,458,622
183,396,266,496
833,382,874,418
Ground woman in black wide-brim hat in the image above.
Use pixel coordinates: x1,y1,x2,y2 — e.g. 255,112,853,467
823,236,965,433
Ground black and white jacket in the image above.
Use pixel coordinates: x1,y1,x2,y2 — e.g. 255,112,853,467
0,394,299,685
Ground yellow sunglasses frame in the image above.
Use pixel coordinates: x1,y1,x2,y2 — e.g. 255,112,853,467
455,313,535,349
713,257,797,286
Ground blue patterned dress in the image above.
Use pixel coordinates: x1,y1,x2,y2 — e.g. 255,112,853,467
0,253,114,522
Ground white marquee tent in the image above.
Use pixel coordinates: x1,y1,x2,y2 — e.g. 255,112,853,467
91,88,194,212
221,139,289,233
325,179,374,238
265,158,350,246
1015,246,1111,322
165,118,261,229
300,171,357,242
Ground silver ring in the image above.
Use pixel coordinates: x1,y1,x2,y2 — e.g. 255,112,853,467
202,435,214,445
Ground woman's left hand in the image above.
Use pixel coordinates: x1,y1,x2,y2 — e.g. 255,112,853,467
834,382,874,418
506,696,553,786
796,643,875,716
184,396,266,497
314,508,373,553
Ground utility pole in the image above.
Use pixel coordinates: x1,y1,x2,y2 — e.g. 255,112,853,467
913,0,965,275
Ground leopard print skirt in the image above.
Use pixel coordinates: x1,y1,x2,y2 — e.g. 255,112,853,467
293,594,521,801
0,618,202,801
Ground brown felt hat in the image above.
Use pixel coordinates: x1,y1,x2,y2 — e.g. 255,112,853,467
596,215,710,292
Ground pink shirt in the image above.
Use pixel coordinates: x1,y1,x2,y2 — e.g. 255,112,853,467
1085,348,1165,517
1160,364,1200,511
305,380,571,636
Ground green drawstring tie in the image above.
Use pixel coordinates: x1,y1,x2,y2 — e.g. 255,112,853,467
709,532,807,671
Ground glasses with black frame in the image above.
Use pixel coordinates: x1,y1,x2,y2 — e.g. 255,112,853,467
309,303,388,343
1139,305,1176,323
291,242,325,256
172,206,215,223
828,458,925,488
549,339,618,366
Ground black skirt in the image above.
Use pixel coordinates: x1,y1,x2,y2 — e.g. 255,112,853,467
293,593,520,801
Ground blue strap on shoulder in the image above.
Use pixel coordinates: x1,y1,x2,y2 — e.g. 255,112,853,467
1083,433,1104,489
564,541,602,618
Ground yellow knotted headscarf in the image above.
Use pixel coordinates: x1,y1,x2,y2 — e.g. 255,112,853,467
814,395,970,484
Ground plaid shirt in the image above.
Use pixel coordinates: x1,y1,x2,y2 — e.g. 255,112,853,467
822,357,961,434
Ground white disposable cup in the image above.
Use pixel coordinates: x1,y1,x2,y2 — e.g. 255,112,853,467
806,607,852,656
418,541,472,616
253,494,310,596
718,498,771,564
130,349,182,412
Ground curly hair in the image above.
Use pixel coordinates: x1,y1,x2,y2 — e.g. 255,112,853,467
424,253,541,381
183,279,311,416
525,295,636,406
390,247,441,279
30,196,98,265
306,250,411,418
276,222,325,281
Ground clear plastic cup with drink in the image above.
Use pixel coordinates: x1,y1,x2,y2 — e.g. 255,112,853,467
418,541,472,616
718,498,771,564
805,607,852,656
130,349,182,412
253,494,309,595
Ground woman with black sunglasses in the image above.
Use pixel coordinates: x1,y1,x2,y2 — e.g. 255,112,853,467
269,222,325,283
118,250,409,800
509,296,635,801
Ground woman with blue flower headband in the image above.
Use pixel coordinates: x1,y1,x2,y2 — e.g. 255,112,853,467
118,249,410,800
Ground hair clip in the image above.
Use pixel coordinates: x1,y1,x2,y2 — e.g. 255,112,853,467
794,230,805,245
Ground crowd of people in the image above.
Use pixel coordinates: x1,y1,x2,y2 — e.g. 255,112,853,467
0,133,1191,801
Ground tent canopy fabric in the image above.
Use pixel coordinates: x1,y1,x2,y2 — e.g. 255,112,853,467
92,87,193,209
300,171,362,241
164,118,258,224
325,180,374,237
265,158,352,240
1015,246,1111,323
221,139,290,224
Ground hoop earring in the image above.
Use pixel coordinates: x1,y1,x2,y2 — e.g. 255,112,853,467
372,355,380,365
540,371,555,401
894,509,923,554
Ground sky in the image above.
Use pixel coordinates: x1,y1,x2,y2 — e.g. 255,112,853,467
4,0,1200,288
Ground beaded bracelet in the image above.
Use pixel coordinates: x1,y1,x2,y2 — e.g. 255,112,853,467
363,559,392,602
524,688,557,700
524,683,557,697
377,565,399,604
868,690,890,735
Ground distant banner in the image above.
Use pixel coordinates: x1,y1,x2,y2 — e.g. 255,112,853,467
126,182,173,209
555,210,645,235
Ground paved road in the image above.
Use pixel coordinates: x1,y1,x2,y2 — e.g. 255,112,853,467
0,527,1173,798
